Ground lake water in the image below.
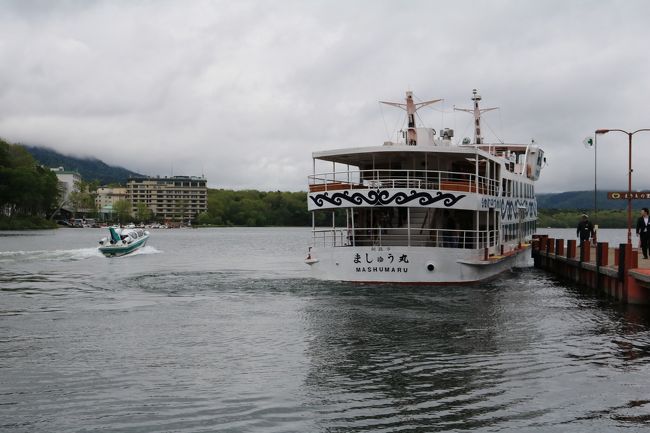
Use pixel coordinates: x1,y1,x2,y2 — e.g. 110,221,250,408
2,227,650,432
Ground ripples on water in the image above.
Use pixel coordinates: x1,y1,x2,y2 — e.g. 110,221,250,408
2,228,650,432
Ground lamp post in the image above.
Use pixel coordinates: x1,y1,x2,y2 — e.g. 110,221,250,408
594,131,598,242
583,133,598,241
595,128,650,246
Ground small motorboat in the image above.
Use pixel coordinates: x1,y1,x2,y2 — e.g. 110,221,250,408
98,227,150,257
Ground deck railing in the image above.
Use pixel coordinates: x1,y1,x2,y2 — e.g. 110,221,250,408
308,169,499,195
311,227,498,249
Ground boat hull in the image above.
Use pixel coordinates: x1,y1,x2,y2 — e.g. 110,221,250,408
99,235,149,257
306,245,531,284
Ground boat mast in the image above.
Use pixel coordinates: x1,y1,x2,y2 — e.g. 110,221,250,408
380,91,442,146
454,89,497,145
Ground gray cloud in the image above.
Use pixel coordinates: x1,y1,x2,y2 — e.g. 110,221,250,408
1,0,649,192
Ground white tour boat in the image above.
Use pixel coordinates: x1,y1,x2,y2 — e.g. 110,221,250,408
305,89,545,284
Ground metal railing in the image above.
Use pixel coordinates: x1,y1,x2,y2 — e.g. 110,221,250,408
311,227,498,249
308,169,499,195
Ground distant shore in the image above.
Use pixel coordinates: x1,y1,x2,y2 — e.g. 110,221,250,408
537,209,633,228
0,217,58,230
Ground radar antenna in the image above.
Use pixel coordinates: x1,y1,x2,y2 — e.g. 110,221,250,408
454,89,498,145
380,91,442,145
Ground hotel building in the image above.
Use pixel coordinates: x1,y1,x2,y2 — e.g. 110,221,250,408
95,187,127,219
126,175,208,222
50,167,81,204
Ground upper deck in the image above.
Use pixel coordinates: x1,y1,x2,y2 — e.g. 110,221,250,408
308,142,540,212
307,90,543,214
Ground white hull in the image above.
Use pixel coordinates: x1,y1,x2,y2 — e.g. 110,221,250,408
306,245,531,284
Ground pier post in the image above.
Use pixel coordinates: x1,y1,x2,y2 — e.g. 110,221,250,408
538,236,548,268
596,242,609,291
580,240,591,263
531,235,540,266
547,238,555,254
545,237,553,269
618,244,626,282
556,239,564,256
567,240,576,259
597,242,609,266
623,243,633,303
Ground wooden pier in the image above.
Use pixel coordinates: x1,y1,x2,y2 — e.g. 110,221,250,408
532,234,650,304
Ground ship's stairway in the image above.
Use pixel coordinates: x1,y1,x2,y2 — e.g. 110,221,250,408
373,208,438,247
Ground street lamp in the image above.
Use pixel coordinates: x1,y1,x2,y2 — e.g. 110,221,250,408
595,128,650,246
583,133,598,241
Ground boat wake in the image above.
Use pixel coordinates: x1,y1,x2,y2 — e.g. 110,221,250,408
125,245,161,256
0,245,161,263
0,247,104,263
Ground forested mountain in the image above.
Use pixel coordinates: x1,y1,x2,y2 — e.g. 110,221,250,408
23,145,142,185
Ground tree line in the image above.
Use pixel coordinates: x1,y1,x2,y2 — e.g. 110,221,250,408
197,189,317,226
0,138,59,228
537,209,638,228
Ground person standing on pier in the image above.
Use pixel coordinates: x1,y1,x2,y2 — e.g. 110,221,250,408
636,207,650,259
576,214,594,245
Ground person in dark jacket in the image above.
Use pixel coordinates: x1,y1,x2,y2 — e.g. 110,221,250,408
576,214,594,243
636,207,650,259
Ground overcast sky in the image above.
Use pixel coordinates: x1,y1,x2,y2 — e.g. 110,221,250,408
1,0,650,193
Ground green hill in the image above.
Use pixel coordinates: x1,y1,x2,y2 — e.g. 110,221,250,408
23,145,142,185
537,190,650,210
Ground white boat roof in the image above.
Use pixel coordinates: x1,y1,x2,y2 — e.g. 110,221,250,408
311,143,520,165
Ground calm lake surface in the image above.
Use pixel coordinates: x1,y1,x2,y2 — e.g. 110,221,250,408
2,227,650,432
